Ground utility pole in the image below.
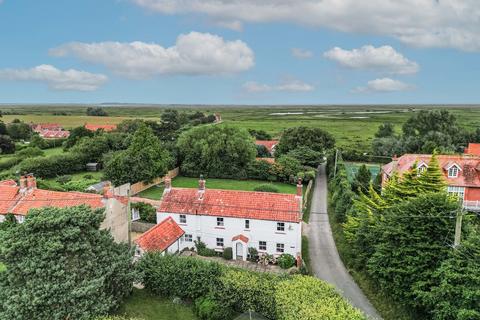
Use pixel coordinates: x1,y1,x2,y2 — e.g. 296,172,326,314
333,149,339,178
453,208,463,248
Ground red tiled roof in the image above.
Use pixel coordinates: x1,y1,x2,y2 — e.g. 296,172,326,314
256,140,278,153
465,143,480,156
159,188,301,223
383,154,480,187
0,182,105,216
0,180,17,186
32,123,62,132
39,129,70,139
135,217,184,252
85,124,117,132
232,234,249,243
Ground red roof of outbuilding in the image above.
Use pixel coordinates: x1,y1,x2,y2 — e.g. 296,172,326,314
256,140,278,153
383,154,480,187
85,124,117,132
465,143,480,156
159,188,301,223
39,130,70,139
135,217,185,252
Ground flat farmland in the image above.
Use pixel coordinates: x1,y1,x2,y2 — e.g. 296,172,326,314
2,104,480,151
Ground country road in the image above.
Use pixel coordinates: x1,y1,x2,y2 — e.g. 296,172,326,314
306,164,381,319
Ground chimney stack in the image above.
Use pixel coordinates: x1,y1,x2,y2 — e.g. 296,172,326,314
163,177,172,195
198,175,206,200
26,175,37,190
19,176,27,190
296,178,303,198
103,182,112,198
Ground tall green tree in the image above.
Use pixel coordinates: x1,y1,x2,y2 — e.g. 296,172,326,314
104,125,172,185
177,125,256,178
0,206,134,320
6,121,32,140
351,164,371,194
0,135,15,154
421,231,480,320
375,122,395,138
64,126,94,149
275,127,335,157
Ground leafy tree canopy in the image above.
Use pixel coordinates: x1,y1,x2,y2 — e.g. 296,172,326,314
86,106,108,116
275,127,335,157
0,206,134,320
177,125,256,178
374,122,395,138
104,124,172,185
64,126,95,149
6,121,32,140
0,135,15,154
248,129,272,140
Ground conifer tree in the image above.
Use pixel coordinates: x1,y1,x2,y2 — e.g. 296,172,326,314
418,152,447,193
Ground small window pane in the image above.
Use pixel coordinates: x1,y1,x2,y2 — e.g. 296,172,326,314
245,219,250,229
216,238,224,247
217,217,224,226
180,214,187,224
276,243,285,253
184,234,193,242
277,222,285,232
259,241,267,251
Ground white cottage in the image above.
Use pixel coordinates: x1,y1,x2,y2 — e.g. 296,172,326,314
146,176,303,261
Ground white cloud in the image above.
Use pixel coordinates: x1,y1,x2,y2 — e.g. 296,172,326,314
0,64,107,91
291,48,313,59
50,32,254,79
243,79,314,93
324,45,419,75
133,0,480,52
354,78,413,93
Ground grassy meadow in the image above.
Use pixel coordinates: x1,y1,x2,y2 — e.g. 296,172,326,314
2,104,480,151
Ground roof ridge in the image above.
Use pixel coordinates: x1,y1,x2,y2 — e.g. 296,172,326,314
170,186,296,196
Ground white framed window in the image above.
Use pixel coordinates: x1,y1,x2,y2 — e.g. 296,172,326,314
17,215,25,223
448,186,465,200
217,217,224,227
276,222,285,232
448,165,459,178
184,234,193,242
245,219,250,229
216,238,224,247
131,208,140,221
418,164,427,174
179,214,187,224
259,241,267,251
276,243,285,253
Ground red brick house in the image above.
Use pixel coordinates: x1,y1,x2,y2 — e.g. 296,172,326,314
382,143,480,211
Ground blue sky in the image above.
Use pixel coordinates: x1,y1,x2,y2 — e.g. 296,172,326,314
0,0,479,104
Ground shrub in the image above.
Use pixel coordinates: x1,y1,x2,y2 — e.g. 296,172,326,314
19,153,85,178
63,179,99,192
247,160,276,181
215,269,280,319
0,157,18,170
83,174,94,179
131,202,157,223
195,240,217,257
195,296,233,320
275,276,366,320
16,146,44,158
222,247,233,260
247,247,259,262
277,254,296,269
56,175,72,184
137,254,223,300
253,184,279,193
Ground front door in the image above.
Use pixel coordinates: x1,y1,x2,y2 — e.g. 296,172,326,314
236,242,243,260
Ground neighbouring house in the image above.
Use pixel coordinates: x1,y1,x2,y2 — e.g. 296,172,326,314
31,123,70,139
84,124,117,132
382,143,480,211
0,175,129,243
135,176,303,261
256,140,279,156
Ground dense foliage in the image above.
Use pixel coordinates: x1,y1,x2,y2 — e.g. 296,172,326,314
0,206,134,320
177,125,256,179
19,153,85,177
104,125,172,185
248,129,272,140
277,254,296,269
0,134,15,154
87,106,108,116
253,184,280,193
64,126,94,149
137,254,366,320
6,120,32,140
131,202,156,223
275,127,335,157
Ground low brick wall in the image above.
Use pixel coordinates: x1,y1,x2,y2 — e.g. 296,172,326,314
131,221,156,233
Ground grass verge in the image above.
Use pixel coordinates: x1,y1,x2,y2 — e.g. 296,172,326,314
116,288,197,320
138,176,297,200
327,188,415,320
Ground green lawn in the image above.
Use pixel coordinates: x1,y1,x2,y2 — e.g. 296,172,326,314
41,171,104,190
344,162,382,181
42,147,65,156
138,176,297,199
116,289,196,320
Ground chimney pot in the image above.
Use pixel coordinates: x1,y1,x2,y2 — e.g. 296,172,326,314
19,176,27,190
198,175,206,200
26,175,36,190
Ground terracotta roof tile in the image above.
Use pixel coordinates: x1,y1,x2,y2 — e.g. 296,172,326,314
135,217,184,252
159,188,301,223
85,124,117,132
256,140,278,153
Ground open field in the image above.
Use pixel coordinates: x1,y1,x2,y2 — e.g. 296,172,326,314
138,176,297,199
116,289,196,320
3,105,480,151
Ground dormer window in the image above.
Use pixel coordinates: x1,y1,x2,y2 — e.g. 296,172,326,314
418,164,428,174
448,165,459,178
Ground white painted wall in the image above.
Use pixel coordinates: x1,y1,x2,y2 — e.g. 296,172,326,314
157,211,302,258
